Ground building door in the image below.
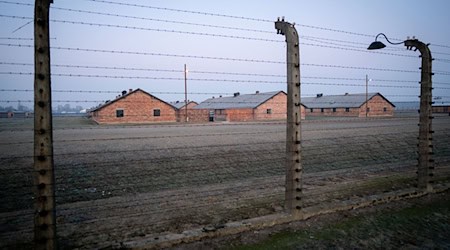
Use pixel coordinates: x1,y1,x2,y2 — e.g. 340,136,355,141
209,110,214,122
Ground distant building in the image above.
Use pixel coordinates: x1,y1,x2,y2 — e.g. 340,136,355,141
170,101,197,110
394,101,419,111
0,111,13,118
193,91,305,122
12,111,32,118
432,102,450,114
0,111,31,118
302,93,395,117
169,101,198,122
90,88,178,124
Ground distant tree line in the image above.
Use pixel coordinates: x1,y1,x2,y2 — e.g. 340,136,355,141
0,104,85,113
55,104,84,113
0,104,31,112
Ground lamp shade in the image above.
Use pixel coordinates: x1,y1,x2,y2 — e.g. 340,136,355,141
367,41,386,50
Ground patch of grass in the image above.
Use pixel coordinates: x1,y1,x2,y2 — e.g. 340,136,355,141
230,194,450,250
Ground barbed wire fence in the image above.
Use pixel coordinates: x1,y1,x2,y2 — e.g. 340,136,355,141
0,0,449,249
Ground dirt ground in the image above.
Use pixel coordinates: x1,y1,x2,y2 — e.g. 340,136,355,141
174,189,450,250
0,114,449,249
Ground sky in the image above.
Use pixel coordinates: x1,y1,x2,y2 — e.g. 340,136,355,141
1,0,450,110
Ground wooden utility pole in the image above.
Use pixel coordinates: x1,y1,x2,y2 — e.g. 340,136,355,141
34,0,56,249
275,18,303,217
365,74,369,117
405,39,434,191
184,64,188,122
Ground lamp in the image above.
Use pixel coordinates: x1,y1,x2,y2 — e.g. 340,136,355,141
367,33,404,50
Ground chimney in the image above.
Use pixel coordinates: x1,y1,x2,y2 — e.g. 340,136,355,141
122,90,127,96
129,88,133,93
233,92,240,97
316,93,323,98
256,91,260,94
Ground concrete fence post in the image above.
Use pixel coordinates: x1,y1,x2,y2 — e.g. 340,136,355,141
275,18,303,217
405,39,434,191
34,0,56,249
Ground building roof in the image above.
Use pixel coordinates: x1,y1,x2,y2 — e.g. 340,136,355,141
194,91,285,110
169,101,198,110
432,100,450,107
90,88,176,112
302,93,395,108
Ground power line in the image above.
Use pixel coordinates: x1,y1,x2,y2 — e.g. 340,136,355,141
0,37,33,40
434,58,450,63
0,62,185,73
302,36,410,54
430,43,450,49
5,99,438,106
0,61,286,77
0,71,285,83
0,0,32,6
301,82,422,89
0,44,437,73
1,0,450,49
3,61,450,85
301,62,450,75
2,44,450,74
3,70,450,81
300,35,450,57
81,0,450,49
11,20,32,33
0,14,280,42
48,18,283,43
5,71,450,89
300,41,417,58
23,72,398,86
7,89,449,98
51,6,273,34
0,15,426,58
4,10,448,58
52,45,285,64
0,43,284,64
0,89,235,95
50,8,450,54
40,17,450,59
83,0,273,23
76,0,374,39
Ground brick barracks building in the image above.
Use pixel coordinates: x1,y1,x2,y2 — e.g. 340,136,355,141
90,89,179,124
90,90,394,124
193,91,306,122
302,92,395,117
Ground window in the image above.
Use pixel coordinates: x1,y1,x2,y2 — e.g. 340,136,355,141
153,109,161,117
321,108,324,113
383,107,387,112
332,108,336,112
310,108,313,113
116,109,124,118
345,108,350,112
266,109,272,114
366,107,370,113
